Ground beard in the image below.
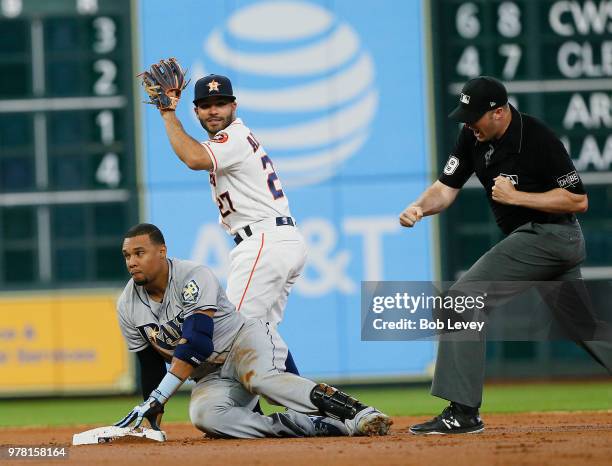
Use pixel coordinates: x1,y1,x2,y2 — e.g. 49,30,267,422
199,113,233,134
133,276,149,286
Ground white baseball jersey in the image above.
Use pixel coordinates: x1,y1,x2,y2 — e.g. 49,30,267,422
116,258,246,378
201,118,291,235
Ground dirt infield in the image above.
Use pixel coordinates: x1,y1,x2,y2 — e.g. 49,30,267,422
1,411,611,466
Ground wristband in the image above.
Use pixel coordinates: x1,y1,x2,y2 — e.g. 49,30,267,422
153,372,183,404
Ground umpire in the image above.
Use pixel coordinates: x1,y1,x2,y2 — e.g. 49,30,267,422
400,76,612,434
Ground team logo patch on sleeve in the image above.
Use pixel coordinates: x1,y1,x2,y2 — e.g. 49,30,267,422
211,132,229,143
443,155,460,175
557,171,580,188
182,280,201,304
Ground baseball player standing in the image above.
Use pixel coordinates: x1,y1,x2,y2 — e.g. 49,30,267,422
158,74,305,374
400,76,612,434
115,223,391,438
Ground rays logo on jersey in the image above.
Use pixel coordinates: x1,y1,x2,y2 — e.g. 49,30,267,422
137,314,186,360
182,279,201,304
193,0,378,187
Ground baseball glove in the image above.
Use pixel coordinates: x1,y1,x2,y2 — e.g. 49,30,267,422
138,58,190,111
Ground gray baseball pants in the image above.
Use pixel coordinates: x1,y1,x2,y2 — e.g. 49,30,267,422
432,220,612,407
189,319,346,438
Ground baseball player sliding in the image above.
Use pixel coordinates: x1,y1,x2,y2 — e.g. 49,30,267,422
115,223,392,438
140,60,305,375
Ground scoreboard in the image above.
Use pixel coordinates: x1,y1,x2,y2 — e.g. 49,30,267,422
0,0,138,289
430,0,612,280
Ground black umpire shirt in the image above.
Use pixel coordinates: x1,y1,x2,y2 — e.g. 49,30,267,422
439,105,585,235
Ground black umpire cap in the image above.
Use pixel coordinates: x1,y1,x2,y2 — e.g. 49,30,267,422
449,76,508,124
193,74,236,104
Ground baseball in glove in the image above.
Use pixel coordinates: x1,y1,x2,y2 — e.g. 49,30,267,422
138,58,190,111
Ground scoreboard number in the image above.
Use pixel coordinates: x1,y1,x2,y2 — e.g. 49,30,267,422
456,45,481,79
96,153,121,187
92,16,116,53
93,59,117,95
456,2,480,39
1,0,22,18
497,2,521,38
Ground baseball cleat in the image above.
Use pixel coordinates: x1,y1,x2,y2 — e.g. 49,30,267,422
346,407,393,436
409,403,484,435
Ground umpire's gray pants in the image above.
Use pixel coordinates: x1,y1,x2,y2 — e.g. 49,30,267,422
431,220,612,408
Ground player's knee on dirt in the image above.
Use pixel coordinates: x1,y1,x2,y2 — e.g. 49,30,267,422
310,384,367,421
189,400,231,437
174,313,214,367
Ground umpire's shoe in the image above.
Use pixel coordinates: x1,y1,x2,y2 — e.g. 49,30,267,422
409,402,484,435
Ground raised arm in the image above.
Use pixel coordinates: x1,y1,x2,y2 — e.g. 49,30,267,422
161,111,213,171
399,181,461,228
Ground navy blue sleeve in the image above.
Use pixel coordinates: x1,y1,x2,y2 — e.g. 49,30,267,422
136,346,167,400
173,313,214,367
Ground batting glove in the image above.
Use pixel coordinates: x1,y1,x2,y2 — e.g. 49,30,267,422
115,393,165,430
115,372,183,430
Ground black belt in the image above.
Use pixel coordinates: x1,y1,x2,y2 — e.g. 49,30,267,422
547,213,577,225
233,217,295,245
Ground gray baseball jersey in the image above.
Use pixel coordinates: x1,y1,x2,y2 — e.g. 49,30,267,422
117,258,246,377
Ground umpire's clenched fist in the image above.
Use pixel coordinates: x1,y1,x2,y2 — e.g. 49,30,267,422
399,205,423,227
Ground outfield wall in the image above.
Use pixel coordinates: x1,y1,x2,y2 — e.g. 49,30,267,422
0,0,436,395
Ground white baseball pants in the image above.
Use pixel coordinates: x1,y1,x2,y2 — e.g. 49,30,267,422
225,225,307,325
